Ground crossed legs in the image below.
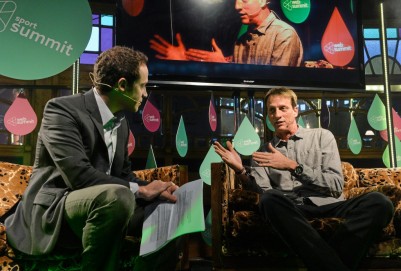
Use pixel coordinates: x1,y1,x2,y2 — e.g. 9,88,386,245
258,190,394,271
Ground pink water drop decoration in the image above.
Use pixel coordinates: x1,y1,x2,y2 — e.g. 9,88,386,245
122,0,144,16
379,108,401,141
142,99,161,132
127,130,136,155
209,99,217,132
4,93,37,135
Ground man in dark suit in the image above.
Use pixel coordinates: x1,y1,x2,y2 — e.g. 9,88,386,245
5,46,179,270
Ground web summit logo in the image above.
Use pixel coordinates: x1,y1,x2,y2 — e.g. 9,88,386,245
283,0,309,11
143,114,159,123
324,42,353,55
0,1,73,56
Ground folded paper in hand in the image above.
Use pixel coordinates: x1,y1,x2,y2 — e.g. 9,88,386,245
140,179,205,256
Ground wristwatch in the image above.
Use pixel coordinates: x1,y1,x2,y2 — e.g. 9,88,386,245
293,164,304,176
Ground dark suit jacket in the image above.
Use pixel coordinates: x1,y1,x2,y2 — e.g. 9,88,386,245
5,89,145,255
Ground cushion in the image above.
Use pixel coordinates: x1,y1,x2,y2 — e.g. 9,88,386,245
0,162,32,218
355,167,401,188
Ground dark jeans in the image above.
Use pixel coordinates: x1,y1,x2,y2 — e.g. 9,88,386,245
258,190,394,271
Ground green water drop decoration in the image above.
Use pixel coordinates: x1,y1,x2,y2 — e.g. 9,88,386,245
266,118,275,132
201,210,212,247
145,145,157,169
347,116,362,155
298,116,305,128
382,138,401,168
176,116,188,157
233,116,261,156
199,145,222,185
367,94,387,131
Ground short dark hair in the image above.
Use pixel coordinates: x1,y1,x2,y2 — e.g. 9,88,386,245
265,87,298,108
93,46,148,92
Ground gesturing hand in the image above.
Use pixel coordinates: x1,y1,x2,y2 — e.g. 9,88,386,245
186,39,227,63
252,143,297,170
213,141,243,172
149,33,187,61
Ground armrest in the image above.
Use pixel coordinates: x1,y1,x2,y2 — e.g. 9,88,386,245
211,162,237,268
354,167,401,187
211,162,226,268
132,165,188,186
346,167,401,238
343,166,401,202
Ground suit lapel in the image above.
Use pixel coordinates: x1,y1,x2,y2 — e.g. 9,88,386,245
112,112,128,171
83,89,129,173
83,89,111,169
84,89,106,141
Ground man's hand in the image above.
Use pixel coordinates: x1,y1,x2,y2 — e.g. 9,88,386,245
136,180,178,203
149,33,187,61
252,143,297,170
213,141,243,172
159,183,179,202
186,39,227,63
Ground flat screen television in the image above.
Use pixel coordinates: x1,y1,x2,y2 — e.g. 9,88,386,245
116,0,365,91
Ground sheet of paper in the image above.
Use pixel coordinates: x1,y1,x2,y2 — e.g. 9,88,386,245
139,179,205,256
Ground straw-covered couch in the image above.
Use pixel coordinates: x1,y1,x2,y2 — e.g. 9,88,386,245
0,161,188,271
211,162,401,270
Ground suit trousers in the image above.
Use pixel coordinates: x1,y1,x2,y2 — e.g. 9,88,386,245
258,190,394,271
60,184,180,271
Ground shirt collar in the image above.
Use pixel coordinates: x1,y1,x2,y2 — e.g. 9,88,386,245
93,87,125,130
272,126,304,147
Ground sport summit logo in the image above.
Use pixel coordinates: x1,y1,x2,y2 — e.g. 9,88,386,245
0,1,74,56
0,1,16,32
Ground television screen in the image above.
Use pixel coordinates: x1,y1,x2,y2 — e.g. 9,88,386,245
116,0,364,91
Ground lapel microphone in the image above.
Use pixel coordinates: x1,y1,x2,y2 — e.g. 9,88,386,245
113,88,141,105
89,72,141,105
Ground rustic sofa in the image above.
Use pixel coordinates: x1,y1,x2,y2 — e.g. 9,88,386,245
211,162,401,270
0,161,188,271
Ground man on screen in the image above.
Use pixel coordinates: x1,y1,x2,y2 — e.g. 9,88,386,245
150,0,303,66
